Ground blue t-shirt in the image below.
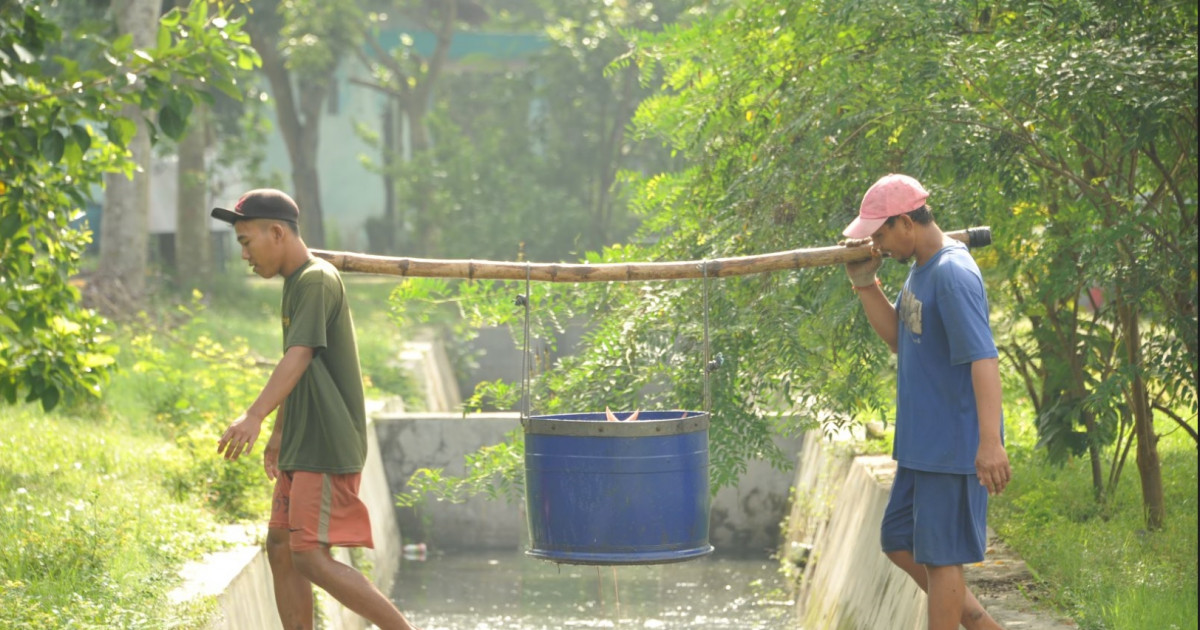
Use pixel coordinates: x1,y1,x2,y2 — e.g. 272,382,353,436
893,242,1000,474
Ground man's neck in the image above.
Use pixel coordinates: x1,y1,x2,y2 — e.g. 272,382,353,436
279,240,313,277
913,223,949,267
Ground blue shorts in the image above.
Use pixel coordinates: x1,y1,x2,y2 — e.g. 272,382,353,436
880,467,989,567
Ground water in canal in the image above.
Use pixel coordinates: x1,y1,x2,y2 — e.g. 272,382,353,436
390,550,795,629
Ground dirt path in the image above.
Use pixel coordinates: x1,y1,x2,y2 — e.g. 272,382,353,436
967,529,1078,629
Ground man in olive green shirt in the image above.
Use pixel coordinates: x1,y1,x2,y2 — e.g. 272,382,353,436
213,189,419,630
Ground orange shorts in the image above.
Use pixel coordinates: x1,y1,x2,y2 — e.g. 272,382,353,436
268,471,374,552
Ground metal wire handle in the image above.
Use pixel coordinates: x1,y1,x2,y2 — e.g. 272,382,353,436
519,263,532,422
701,260,713,416
518,260,718,421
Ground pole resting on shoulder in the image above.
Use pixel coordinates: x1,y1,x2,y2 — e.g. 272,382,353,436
312,226,993,283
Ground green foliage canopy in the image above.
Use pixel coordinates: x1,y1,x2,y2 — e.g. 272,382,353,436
0,0,260,411
392,0,1196,505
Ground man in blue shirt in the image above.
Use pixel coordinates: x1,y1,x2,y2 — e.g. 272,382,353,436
843,174,1012,630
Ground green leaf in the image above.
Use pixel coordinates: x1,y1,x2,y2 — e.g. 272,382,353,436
0,211,24,242
159,104,186,140
161,7,182,29
82,353,117,369
112,34,134,55
105,118,137,147
157,23,172,51
40,384,61,412
53,56,80,81
62,139,83,166
40,130,65,164
172,91,194,121
0,312,19,333
16,127,38,153
193,0,209,24
236,48,257,71
213,78,243,101
71,124,91,154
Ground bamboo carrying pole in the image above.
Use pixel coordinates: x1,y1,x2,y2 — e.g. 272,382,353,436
311,227,992,283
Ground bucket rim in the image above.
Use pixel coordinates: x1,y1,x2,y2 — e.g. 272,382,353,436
525,544,715,565
523,410,709,437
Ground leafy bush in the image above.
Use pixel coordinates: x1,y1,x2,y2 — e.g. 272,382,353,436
0,0,257,414
113,294,272,520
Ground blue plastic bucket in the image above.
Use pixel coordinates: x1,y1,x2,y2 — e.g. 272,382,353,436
523,410,713,565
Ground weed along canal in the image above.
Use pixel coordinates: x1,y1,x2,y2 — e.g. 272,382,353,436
388,550,794,629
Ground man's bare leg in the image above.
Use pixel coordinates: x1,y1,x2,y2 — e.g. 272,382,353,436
887,550,1005,630
292,545,418,630
266,528,315,630
927,564,966,630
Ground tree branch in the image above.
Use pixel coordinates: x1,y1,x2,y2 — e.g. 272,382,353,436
1152,403,1199,445
348,77,406,99
360,30,414,98
414,0,457,105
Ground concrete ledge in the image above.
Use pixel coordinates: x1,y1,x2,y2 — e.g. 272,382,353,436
373,412,527,551
169,525,278,630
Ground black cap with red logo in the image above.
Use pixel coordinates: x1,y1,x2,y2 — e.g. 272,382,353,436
211,189,299,225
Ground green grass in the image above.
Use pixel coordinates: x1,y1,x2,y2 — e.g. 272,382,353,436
990,405,1198,630
0,406,218,629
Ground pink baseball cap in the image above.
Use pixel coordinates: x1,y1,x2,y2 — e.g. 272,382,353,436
842,174,929,239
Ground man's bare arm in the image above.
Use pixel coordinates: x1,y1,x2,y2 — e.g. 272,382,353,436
218,345,314,460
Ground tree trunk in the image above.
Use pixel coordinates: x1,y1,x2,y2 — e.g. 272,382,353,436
406,1,455,256
291,149,326,248
293,73,327,248
97,0,158,303
175,100,211,289
250,25,329,248
405,100,436,256
1118,300,1166,530
592,62,639,249
380,100,397,252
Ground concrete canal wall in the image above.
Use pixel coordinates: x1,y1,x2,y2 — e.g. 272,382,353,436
785,432,1076,630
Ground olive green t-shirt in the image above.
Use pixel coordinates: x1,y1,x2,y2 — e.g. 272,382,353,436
278,257,367,473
